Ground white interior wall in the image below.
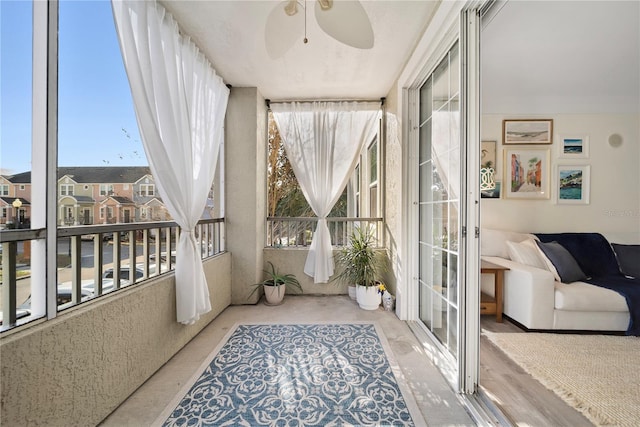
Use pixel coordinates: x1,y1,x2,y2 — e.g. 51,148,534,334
481,113,640,244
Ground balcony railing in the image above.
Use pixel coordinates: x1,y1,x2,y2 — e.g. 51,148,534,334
266,217,383,248
0,218,225,331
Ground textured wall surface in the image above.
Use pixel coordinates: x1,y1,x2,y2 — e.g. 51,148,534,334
263,248,347,296
0,253,231,426
383,83,403,297
263,248,390,298
226,87,267,304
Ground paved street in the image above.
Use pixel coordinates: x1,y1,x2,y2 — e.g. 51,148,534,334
2,239,165,308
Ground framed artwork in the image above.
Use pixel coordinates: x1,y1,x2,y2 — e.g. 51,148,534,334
557,165,590,204
481,140,500,199
504,148,550,199
503,119,553,145
557,134,589,158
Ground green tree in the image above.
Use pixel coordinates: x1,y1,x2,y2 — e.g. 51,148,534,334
267,113,347,218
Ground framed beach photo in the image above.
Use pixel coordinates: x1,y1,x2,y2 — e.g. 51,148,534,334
504,148,550,199
503,119,553,145
557,134,589,158
557,165,590,204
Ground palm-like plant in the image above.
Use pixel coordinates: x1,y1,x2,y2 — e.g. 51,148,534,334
250,261,303,298
334,226,380,287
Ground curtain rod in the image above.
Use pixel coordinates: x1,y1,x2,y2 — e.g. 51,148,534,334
265,97,385,109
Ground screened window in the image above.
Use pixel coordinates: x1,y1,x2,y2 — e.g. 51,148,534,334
1,0,33,181
267,112,379,220
368,138,379,217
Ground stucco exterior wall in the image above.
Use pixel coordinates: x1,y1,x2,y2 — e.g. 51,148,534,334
0,253,231,426
226,87,268,304
263,248,347,296
382,83,403,298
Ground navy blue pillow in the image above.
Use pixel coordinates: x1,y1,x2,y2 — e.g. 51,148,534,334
535,233,619,277
611,244,640,278
535,240,588,283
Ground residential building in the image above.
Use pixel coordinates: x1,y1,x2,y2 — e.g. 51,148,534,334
0,167,176,227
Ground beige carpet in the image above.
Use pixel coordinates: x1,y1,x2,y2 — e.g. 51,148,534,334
483,331,640,427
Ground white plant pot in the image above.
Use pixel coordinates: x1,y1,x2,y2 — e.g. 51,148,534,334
356,285,381,310
264,285,285,305
348,285,357,300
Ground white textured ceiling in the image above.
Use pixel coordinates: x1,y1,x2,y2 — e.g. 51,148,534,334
161,0,439,100
482,1,640,114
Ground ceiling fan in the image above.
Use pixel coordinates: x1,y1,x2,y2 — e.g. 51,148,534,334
265,0,374,59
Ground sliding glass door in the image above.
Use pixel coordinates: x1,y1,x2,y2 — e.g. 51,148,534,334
417,42,461,358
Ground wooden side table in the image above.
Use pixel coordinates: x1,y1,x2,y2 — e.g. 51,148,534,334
481,260,510,322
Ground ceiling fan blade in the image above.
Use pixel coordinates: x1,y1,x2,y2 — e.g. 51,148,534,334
265,1,304,59
314,0,374,49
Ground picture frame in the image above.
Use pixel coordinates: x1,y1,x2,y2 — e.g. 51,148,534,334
556,165,590,204
557,134,589,158
481,140,500,199
503,119,553,145
504,148,550,199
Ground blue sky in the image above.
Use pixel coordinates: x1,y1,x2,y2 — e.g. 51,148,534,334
1,0,145,175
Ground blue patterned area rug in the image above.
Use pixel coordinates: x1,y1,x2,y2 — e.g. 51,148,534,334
155,323,424,426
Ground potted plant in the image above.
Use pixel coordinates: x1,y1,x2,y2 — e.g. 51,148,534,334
334,226,383,310
250,261,302,305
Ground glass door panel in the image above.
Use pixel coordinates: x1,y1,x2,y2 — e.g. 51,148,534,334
418,42,460,359
419,282,433,328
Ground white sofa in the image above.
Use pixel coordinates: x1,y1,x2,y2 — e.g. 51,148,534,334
480,228,629,332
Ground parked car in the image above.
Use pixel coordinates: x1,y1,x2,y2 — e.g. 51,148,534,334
150,251,176,264
0,308,31,326
55,286,96,310
102,265,144,284
13,281,98,317
15,265,145,318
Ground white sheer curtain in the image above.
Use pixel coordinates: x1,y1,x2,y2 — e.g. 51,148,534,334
112,0,229,324
271,101,379,283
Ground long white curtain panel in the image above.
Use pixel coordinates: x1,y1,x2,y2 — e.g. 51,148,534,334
112,0,229,324
271,101,379,283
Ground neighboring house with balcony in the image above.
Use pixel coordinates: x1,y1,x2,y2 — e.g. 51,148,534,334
0,196,31,228
58,173,96,225
0,173,31,228
132,174,170,221
57,166,154,225
99,195,136,223
0,167,177,227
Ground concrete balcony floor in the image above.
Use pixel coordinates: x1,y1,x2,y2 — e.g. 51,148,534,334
101,295,475,426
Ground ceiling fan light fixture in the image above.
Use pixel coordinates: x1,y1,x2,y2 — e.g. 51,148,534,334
284,0,299,16
317,0,333,11
314,0,374,49
266,0,304,59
